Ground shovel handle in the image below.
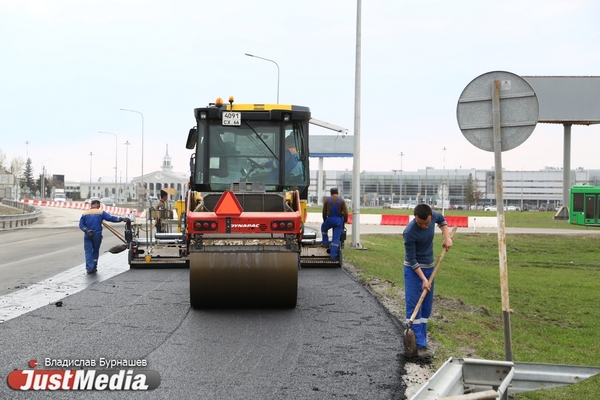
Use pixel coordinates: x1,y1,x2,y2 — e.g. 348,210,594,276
407,226,457,325
102,221,127,244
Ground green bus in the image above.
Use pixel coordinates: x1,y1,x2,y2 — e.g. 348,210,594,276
570,185,600,226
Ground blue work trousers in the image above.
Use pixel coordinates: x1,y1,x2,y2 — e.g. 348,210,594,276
404,266,435,348
83,233,103,271
321,216,344,259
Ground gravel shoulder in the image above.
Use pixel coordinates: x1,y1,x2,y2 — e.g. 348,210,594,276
342,262,437,398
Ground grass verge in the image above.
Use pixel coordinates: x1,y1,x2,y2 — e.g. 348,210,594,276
343,233,600,399
306,206,600,231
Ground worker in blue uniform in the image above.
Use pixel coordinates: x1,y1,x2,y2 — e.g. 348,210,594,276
321,187,349,260
403,203,453,357
261,135,304,183
79,199,129,274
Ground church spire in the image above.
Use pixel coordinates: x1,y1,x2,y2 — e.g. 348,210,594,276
161,144,173,172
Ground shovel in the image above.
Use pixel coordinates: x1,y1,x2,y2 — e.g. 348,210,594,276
102,221,129,254
403,226,457,357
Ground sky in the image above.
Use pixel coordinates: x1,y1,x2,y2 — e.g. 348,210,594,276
2,0,600,183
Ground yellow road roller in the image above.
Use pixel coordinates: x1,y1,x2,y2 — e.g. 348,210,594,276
184,97,311,308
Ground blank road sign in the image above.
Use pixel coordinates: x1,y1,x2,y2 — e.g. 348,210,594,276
457,71,539,152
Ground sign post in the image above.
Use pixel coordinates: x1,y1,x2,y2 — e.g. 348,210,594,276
457,71,539,362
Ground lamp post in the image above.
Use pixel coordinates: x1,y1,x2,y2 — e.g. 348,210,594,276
521,169,524,211
41,159,52,199
245,53,280,103
425,167,429,204
125,140,130,201
120,109,144,207
399,152,404,204
89,152,93,199
442,147,447,214
351,0,363,249
443,146,447,170
99,131,118,203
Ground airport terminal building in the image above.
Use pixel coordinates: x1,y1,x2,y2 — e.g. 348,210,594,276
60,164,600,211
310,166,600,210
57,148,600,210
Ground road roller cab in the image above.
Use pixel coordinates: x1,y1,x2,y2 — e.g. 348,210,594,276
185,98,311,308
123,97,344,307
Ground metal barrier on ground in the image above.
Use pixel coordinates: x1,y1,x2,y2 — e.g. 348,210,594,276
0,199,42,229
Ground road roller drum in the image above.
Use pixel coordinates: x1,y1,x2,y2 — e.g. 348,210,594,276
190,251,298,308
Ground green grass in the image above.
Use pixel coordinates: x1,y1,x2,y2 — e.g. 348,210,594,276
307,206,600,231
343,233,600,399
0,204,26,215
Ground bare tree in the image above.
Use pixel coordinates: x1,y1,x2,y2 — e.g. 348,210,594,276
464,173,483,209
10,156,25,178
0,148,7,172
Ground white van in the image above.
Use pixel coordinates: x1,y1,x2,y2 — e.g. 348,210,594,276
54,193,67,203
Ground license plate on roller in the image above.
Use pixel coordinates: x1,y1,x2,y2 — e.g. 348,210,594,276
222,112,240,126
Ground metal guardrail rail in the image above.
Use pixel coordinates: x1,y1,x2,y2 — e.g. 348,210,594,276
0,199,42,229
510,361,600,394
411,357,600,399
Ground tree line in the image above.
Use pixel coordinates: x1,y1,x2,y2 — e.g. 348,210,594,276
0,148,56,198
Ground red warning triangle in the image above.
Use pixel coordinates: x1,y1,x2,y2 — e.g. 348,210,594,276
214,190,244,216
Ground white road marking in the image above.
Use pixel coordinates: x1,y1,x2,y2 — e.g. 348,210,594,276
0,251,129,323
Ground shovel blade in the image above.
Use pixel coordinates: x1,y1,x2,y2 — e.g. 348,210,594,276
403,327,417,357
108,244,128,254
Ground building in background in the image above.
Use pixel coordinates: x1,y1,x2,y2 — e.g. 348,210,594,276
0,172,17,200
60,144,600,211
312,167,600,211
67,146,188,204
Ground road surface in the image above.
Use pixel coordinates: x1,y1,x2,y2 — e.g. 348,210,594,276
0,207,123,297
0,206,409,399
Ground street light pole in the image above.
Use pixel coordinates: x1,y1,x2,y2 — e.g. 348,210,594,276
89,152,93,199
351,0,363,249
120,108,144,207
40,159,51,199
443,146,447,170
245,53,280,103
99,131,118,204
399,152,404,204
125,140,130,201
442,147,447,214
425,167,428,204
521,169,524,211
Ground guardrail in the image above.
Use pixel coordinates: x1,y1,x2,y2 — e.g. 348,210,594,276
410,357,600,399
0,199,42,229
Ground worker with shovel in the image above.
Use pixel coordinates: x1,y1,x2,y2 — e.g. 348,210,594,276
403,204,453,358
79,199,130,274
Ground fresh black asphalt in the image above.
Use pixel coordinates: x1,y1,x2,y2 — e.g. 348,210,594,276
0,266,408,399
